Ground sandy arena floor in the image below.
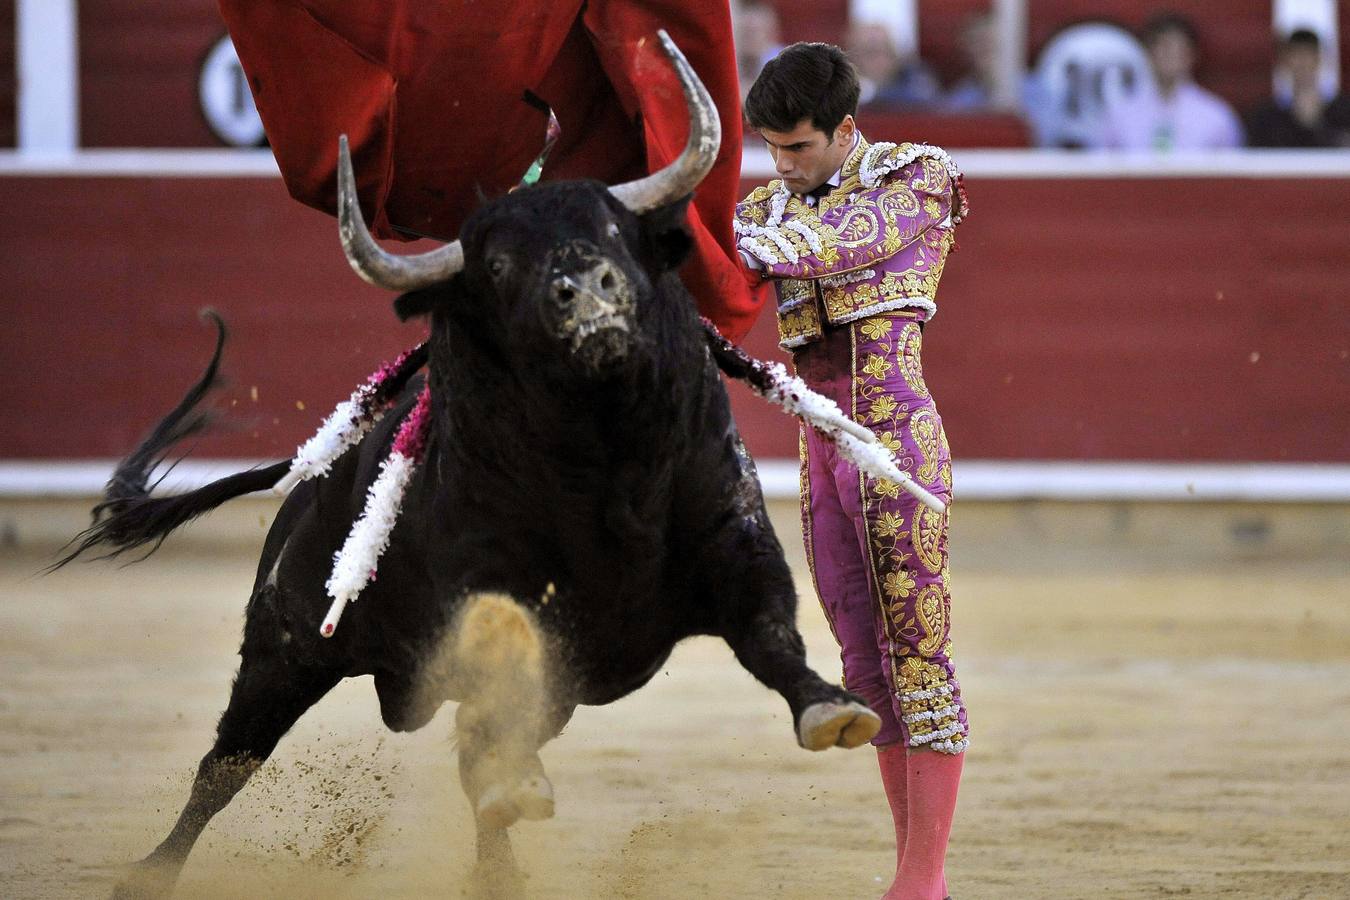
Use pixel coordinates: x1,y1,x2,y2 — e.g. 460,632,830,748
2,499,1348,899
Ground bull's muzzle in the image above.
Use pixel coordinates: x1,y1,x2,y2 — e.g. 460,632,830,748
550,255,634,368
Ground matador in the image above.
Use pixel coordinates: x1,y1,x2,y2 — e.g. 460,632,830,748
735,41,970,900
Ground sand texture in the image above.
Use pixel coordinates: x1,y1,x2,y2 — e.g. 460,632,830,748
2,499,1348,898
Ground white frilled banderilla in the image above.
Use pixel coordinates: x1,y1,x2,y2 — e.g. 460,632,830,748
285,321,944,638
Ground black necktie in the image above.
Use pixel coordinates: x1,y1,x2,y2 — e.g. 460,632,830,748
806,182,834,201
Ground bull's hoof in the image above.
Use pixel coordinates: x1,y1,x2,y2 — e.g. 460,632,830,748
475,774,555,829
797,700,882,751
109,861,177,900
468,859,527,900
512,774,555,821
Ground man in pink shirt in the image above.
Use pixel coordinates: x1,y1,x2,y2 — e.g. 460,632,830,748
1098,13,1243,151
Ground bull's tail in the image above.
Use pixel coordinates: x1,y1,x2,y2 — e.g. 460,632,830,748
51,312,289,570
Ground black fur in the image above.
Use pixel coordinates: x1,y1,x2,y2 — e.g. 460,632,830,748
75,180,865,897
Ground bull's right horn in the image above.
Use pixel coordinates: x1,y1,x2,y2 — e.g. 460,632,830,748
608,30,722,214
337,135,465,291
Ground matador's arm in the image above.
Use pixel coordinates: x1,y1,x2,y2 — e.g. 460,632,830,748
733,149,960,282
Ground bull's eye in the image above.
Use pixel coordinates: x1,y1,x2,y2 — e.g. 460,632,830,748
606,222,620,239
488,257,506,279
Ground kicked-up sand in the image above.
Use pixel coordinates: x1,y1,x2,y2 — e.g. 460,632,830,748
1,498,1348,898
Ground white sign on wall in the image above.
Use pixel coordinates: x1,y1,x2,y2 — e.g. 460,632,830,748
1033,22,1152,148
199,35,266,147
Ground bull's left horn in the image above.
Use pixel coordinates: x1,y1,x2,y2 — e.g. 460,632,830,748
608,30,722,214
337,134,465,291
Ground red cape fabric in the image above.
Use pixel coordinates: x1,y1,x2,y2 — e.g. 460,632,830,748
217,0,767,340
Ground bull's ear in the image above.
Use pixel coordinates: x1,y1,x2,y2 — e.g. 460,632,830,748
639,196,694,272
393,282,455,321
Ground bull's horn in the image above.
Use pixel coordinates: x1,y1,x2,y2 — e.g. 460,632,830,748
608,30,722,214
337,134,465,291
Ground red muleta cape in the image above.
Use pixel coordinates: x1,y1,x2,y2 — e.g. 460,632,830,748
218,0,767,341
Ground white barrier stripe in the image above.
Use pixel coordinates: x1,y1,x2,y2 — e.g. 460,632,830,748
3,460,1349,502
3,148,1350,179
759,460,1350,502
0,149,281,177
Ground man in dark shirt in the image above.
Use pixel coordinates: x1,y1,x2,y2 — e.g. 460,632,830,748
1247,29,1350,148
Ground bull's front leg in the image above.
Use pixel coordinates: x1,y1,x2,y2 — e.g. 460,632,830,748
448,594,574,899
711,519,881,751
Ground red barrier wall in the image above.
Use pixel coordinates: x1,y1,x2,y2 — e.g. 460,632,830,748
79,0,227,148
3,171,1348,463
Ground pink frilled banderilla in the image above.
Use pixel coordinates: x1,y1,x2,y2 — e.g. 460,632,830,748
320,382,433,637
290,321,941,639
266,341,430,638
274,342,428,494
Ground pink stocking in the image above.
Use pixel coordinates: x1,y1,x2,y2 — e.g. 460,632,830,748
877,742,909,873
883,748,962,899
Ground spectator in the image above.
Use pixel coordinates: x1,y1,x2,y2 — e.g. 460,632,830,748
943,12,1057,145
1096,12,1242,151
733,1,784,102
846,20,941,107
944,13,1003,109
1247,29,1350,148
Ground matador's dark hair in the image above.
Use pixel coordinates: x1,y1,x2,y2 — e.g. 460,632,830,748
744,42,860,137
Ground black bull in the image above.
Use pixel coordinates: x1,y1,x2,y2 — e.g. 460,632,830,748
63,46,882,900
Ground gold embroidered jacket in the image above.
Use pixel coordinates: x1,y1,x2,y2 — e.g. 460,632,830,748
733,136,965,349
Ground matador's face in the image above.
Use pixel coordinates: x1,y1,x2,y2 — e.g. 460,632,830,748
758,115,856,196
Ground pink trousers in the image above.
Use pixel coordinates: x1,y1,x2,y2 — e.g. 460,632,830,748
795,312,969,753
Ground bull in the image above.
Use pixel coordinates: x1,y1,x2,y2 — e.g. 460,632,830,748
64,34,881,898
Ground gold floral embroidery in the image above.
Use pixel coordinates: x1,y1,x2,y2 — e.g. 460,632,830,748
911,503,945,573
777,278,814,304
883,568,917,601
860,317,892,341
875,510,906,538
897,656,948,695
823,281,880,320
895,656,966,752
834,207,880,245
856,315,913,443
744,184,777,204
868,393,898,423
881,223,903,254
897,322,929,398
878,268,940,303
776,299,822,348
872,478,901,500
910,408,940,485
878,186,920,223
938,425,952,493
875,430,903,453
862,353,893,380
916,583,948,656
